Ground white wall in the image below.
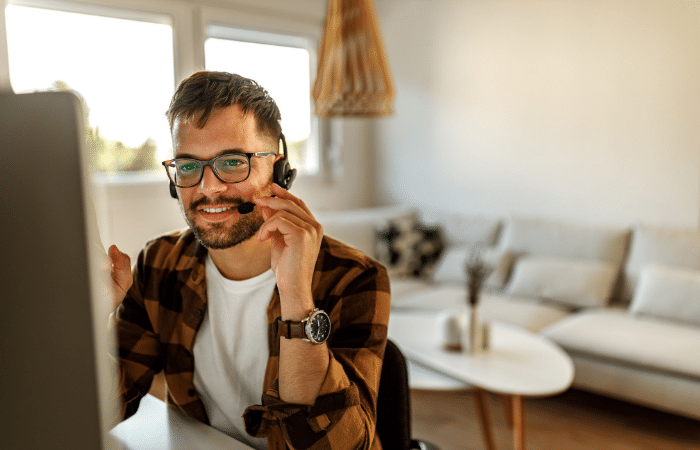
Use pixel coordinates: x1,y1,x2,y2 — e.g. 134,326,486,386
374,0,700,228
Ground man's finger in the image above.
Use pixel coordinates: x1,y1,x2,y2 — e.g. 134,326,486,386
109,244,130,269
108,245,132,306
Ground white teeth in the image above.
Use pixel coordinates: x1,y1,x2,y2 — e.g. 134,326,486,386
202,207,233,213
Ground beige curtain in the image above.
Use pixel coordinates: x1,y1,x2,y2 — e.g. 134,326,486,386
313,0,394,117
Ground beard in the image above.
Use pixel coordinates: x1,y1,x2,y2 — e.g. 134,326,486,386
182,195,264,249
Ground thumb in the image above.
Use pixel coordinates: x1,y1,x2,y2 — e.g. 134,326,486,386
108,245,132,308
108,244,130,270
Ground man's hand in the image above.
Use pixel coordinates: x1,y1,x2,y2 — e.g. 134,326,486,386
108,244,132,310
254,183,323,318
254,183,328,405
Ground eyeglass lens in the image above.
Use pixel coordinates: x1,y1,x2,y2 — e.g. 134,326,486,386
167,154,250,187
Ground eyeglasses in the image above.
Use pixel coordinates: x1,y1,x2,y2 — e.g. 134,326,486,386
162,152,276,188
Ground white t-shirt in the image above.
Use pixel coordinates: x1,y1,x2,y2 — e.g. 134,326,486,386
193,254,276,450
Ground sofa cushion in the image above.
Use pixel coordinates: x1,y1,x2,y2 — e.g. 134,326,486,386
432,246,515,290
388,277,434,301
389,285,572,332
420,211,502,247
479,294,573,332
505,256,618,308
542,309,700,380
622,224,700,302
498,215,630,265
315,206,417,257
389,285,467,310
630,264,700,327
375,219,445,279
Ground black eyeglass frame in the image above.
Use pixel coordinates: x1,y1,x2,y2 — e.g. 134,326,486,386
162,151,276,188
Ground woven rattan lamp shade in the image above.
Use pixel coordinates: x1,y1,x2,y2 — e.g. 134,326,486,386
312,0,394,117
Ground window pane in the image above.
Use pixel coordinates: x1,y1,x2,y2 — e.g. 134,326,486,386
205,34,318,174
5,5,175,175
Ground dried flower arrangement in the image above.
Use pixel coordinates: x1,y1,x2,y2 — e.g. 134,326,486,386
464,248,494,353
465,248,493,306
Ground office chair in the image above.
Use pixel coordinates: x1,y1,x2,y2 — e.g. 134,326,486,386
376,339,440,450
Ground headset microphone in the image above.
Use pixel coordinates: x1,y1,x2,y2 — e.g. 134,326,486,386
237,202,255,214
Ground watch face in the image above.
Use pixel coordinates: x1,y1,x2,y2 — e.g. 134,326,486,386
308,311,331,344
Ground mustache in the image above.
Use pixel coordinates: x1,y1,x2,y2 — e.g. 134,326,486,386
189,195,245,211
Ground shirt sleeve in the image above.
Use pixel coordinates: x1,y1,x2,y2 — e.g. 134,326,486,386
243,261,391,450
109,249,163,421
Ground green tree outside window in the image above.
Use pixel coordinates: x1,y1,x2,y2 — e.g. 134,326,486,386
54,81,159,174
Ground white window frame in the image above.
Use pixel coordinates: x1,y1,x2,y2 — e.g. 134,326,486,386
4,0,182,183
4,0,196,81
199,6,323,180
1,0,330,184
1,0,189,186
0,3,10,90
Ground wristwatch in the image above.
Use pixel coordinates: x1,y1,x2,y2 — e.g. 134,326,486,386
276,308,331,344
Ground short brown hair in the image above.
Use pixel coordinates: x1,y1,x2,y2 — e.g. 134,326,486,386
166,71,282,142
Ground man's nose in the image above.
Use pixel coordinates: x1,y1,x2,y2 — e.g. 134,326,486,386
197,166,227,194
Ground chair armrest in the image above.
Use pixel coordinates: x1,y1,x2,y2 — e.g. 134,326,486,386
410,439,441,450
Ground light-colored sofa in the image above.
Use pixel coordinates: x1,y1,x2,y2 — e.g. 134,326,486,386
314,206,700,421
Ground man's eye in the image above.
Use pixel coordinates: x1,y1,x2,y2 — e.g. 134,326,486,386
179,163,198,172
222,159,241,167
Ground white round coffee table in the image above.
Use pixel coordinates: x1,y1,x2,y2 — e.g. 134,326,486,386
388,310,574,450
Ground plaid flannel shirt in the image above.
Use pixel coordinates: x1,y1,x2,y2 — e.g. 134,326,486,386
113,228,390,449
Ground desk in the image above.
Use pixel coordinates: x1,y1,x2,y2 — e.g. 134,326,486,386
109,394,253,449
389,311,574,450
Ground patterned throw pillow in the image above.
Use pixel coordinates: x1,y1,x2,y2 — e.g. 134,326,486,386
375,218,445,279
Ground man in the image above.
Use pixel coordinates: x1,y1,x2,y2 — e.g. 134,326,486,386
109,71,390,449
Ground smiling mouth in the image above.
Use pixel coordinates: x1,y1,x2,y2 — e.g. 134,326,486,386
200,206,234,214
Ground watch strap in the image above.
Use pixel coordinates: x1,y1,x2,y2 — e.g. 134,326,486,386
276,317,306,340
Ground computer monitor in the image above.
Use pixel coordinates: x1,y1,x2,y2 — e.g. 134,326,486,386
0,91,119,449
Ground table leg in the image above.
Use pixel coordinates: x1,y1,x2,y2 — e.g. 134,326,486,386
472,388,496,450
502,395,513,428
511,395,525,450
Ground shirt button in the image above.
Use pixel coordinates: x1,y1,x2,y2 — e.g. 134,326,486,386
187,388,196,397
194,309,203,318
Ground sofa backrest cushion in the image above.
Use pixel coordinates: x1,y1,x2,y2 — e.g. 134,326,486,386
420,211,502,248
432,246,515,291
630,264,700,326
497,215,630,265
622,224,700,302
314,206,417,257
505,256,619,308
374,218,445,279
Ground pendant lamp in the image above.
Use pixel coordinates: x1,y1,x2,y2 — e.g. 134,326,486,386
313,0,394,117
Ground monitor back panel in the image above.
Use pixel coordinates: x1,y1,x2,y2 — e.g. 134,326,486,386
0,91,114,449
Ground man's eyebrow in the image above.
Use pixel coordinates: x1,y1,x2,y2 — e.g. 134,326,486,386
175,148,247,159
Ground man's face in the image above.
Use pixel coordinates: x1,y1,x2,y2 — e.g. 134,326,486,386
171,104,281,249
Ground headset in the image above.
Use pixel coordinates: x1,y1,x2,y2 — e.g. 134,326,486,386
169,133,297,199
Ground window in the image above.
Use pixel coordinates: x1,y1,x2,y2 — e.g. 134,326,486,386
4,3,175,176
205,26,319,175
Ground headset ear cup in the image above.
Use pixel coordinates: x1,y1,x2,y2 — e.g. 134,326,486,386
274,133,296,190
285,167,297,189
273,159,292,190
169,181,178,199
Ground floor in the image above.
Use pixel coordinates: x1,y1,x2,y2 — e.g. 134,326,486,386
410,388,700,450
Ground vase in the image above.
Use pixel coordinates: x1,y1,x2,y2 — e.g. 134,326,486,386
436,309,462,352
468,304,480,354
